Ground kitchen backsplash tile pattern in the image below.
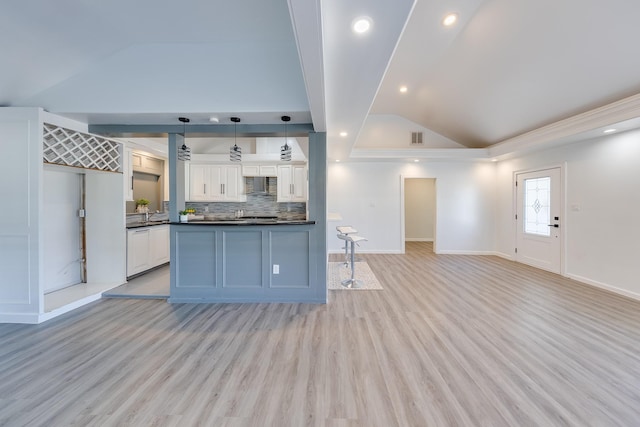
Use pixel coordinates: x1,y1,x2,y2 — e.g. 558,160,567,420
186,177,306,219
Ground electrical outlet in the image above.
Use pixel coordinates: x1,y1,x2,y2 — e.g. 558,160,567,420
273,264,279,274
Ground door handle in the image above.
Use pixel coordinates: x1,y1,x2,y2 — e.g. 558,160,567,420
547,224,559,228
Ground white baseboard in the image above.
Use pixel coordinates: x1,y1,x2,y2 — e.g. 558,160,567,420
566,273,640,302
0,312,41,324
405,238,434,242
38,293,104,323
493,251,515,261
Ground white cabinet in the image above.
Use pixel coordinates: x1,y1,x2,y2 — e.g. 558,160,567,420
189,164,243,201
123,147,134,202
277,165,307,202
127,225,169,277
189,164,210,201
132,152,164,175
127,228,150,277
242,164,278,177
150,226,170,266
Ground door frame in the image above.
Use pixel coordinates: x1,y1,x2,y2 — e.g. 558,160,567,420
512,163,567,275
400,175,437,254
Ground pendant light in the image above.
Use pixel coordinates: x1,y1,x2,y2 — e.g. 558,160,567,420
229,117,242,162
280,115,291,161
177,117,191,161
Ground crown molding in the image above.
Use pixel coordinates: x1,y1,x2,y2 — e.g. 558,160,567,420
489,92,640,159
349,148,490,161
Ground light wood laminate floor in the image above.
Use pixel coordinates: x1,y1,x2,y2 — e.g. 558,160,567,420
1,242,639,426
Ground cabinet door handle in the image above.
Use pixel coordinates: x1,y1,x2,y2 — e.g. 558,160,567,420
131,176,134,190
204,184,206,194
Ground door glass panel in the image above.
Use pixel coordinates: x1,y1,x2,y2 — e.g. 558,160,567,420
524,177,550,236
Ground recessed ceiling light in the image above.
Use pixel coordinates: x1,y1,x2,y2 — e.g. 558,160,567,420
352,17,372,34
413,159,419,163
339,131,348,137
603,128,617,134
443,13,458,27
335,159,341,163
491,158,498,162
209,116,219,123
399,86,408,93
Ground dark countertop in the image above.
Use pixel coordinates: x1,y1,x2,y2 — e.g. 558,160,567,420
126,220,171,229
170,219,315,226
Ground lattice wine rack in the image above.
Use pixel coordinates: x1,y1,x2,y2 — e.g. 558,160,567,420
43,123,121,172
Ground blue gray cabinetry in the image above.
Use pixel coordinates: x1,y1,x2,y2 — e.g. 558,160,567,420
169,221,324,303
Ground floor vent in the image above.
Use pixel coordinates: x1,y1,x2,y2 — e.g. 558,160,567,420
411,132,424,145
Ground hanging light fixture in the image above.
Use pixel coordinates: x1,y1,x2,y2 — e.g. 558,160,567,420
229,117,242,162
280,115,292,161
177,117,191,161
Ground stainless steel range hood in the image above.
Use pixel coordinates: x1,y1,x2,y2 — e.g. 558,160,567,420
247,176,269,194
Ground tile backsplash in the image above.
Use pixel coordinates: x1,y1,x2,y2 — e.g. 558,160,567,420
185,177,306,220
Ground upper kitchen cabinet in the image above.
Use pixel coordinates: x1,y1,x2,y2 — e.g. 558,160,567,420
277,164,307,202
189,164,244,202
242,164,278,177
132,152,163,175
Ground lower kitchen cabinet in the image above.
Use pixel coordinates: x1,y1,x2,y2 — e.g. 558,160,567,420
127,225,169,277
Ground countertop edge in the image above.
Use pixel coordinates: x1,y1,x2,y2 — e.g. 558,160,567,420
126,222,171,229
170,220,316,226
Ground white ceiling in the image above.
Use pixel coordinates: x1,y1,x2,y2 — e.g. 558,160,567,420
3,0,640,160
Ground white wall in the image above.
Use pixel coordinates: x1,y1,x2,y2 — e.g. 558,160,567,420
404,178,435,241
85,172,126,285
1,108,127,323
496,129,640,299
327,161,496,254
0,108,43,323
357,115,466,149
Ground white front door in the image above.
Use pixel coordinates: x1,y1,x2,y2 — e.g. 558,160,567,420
515,167,562,273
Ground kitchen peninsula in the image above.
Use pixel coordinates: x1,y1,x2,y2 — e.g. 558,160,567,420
170,219,318,303
165,129,327,304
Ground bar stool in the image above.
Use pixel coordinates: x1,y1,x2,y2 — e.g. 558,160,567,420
336,226,358,266
341,234,367,288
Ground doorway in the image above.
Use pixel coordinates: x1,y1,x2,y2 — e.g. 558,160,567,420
402,177,436,252
515,167,563,273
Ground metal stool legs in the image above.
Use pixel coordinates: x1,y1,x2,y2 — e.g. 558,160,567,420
340,235,367,288
341,240,362,288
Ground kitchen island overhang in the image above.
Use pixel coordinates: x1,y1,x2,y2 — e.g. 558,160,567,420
169,221,326,304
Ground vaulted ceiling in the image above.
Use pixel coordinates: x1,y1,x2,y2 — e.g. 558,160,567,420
3,0,640,160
